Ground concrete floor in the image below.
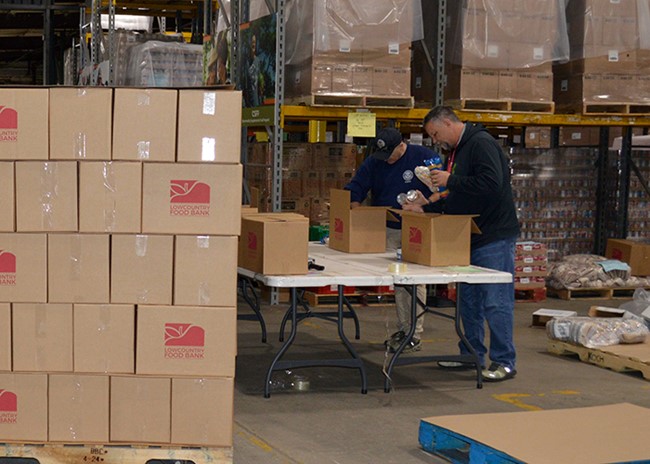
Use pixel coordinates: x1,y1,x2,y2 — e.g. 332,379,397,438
232,294,650,464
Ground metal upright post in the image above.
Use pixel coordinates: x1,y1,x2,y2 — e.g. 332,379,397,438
435,0,446,107
272,0,285,213
593,126,610,255
90,0,102,69
616,127,633,238
107,0,115,85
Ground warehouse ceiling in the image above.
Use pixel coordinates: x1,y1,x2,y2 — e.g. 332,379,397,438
0,0,205,85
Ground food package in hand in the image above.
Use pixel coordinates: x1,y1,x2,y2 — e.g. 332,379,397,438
414,166,434,190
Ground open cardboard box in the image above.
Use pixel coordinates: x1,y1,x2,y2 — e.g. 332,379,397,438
328,189,387,253
392,210,480,266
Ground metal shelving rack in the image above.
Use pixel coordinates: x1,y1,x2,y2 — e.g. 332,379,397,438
230,0,649,259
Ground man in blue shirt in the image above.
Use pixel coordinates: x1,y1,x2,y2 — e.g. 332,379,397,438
345,127,438,352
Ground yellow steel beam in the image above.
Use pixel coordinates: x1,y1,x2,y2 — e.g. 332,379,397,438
281,105,650,128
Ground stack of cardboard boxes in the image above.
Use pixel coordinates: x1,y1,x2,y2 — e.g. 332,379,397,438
245,142,357,225
514,241,548,290
444,0,561,103
0,87,241,447
284,0,415,99
555,0,650,110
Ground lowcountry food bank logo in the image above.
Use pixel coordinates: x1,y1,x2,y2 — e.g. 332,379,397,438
332,217,344,241
0,390,17,424
408,226,423,253
169,180,210,217
0,250,16,286
0,106,18,143
164,323,205,359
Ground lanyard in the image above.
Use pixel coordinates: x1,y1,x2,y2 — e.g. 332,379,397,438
446,148,456,174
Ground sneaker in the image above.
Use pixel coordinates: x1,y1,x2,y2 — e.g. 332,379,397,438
482,362,517,382
384,331,405,349
395,337,422,353
437,361,474,370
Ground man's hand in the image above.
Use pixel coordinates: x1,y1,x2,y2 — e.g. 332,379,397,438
402,203,424,212
350,201,361,209
430,169,450,188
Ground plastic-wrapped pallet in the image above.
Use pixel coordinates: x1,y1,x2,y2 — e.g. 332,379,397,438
547,316,649,348
125,41,203,87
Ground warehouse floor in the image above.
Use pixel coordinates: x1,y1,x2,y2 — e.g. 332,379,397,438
232,293,649,464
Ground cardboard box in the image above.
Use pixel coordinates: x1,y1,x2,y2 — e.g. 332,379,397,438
136,305,236,377
171,377,234,446
15,161,78,232
239,213,309,275
280,197,311,218
110,376,171,444
176,90,242,163
514,276,545,288
283,143,313,170
0,373,48,441
0,233,47,303
73,304,135,374
110,234,173,305
0,303,9,371
79,162,142,233
588,305,626,318
302,171,321,197
559,127,599,146
0,162,14,231
524,127,552,149
531,308,578,327
12,303,73,372
328,189,386,253
398,211,480,267
0,88,49,160
48,374,109,442
142,163,242,235
605,238,650,276
48,234,110,303
174,236,238,307
112,88,177,162
49,87,112,160
312,143,357,170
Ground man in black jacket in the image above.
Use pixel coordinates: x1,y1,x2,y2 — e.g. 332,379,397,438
404,106,520,382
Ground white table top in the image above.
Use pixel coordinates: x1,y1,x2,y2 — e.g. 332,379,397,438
238,243,513,288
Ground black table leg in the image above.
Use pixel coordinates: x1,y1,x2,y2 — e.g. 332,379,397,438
238,277,267,343
336,285,367,394
264,287,299,398
383,284,483,392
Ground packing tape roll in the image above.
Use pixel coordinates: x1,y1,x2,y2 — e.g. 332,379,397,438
388,262,408,274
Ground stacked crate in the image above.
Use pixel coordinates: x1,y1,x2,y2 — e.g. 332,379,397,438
444,0,565,108
0,87,241,450
245,142,357,225
555,0,650,112
514,242,549,296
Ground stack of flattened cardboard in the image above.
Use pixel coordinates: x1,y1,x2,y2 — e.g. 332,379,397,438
0,87,242,448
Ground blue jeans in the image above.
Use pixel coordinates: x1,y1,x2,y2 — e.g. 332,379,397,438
458,237,516,370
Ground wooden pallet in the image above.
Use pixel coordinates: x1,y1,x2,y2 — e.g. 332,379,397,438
286,94,414,108
547,339,650,380
303,291,395,307
547,286,648,300
0,443,232,464
448,99,554,113
514,286,546,303
557,101,650,115
419,421,524,464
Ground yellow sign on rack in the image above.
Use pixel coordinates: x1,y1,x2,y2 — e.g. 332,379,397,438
347,111,376,137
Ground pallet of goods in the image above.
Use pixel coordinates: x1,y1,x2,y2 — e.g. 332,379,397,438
0,87,241,461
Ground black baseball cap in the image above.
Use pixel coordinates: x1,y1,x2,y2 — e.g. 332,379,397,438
370,127,403,161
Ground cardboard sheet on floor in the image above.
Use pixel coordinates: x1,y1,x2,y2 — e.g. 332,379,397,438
421,403,650,464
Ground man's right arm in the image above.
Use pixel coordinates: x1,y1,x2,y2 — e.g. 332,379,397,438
344,160,373,206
